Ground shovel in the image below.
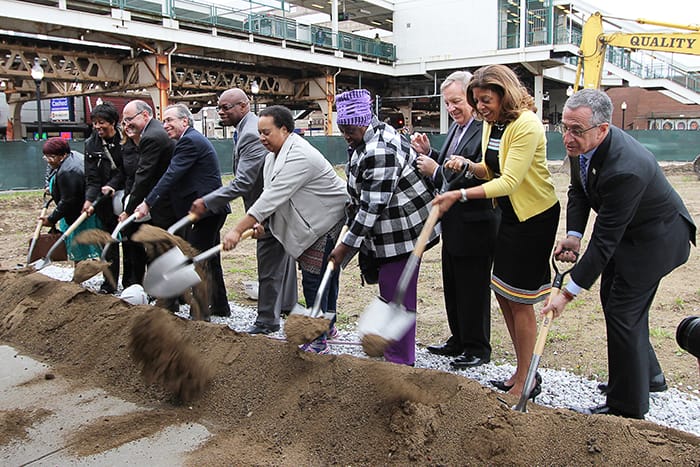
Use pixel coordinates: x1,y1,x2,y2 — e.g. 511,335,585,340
285,226,349,345
100,212,140,262
72,212,142,285
143,228,254,298
168,212,198,235
26,194,53,264
357,205,440,356
31,195,105,270
513,251,578,413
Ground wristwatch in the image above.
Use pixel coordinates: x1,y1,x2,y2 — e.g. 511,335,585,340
459,188,468,203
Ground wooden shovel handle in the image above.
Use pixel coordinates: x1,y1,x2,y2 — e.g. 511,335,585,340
31,206,49,241
410,205,441,259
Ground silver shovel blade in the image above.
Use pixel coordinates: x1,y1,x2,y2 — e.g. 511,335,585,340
31,257,51,270
143,246,200,298
358,296,416,342
144,262,201,298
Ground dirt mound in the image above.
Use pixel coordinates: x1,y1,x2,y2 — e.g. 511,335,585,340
0,270,698,464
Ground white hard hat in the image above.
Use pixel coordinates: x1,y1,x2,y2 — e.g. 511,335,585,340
120,284,149,305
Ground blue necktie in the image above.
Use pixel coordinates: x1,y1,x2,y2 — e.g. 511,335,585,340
579,155,589,195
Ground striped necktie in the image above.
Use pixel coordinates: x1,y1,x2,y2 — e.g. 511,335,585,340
579,155,589,195
447,125,465,155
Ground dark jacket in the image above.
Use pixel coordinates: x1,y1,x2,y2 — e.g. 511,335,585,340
47,152,85,225
430,119,500,257
84,130,123,229
124,118,174,215
145,126,229,218
568,126,696,290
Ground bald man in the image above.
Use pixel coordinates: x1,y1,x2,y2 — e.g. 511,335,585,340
190,88,297,329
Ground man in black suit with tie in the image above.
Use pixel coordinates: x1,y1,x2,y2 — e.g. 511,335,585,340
544,89,696,419
120,100,177,287
411,71,500,368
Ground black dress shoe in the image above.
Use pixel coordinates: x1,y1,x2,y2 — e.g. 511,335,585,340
579,404,644,420
247,323,280,335
489,380,514,392
597,374,668,394
426,341,462,357
450,353,490,369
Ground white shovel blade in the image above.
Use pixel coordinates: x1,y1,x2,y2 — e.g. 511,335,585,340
358,296,416,342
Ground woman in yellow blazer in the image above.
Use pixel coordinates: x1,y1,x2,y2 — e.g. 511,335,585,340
433,64,559,400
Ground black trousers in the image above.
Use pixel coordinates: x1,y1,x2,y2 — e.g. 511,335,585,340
184,212,229,314
600,257,663,417
442,247,494,359
121,240,146,288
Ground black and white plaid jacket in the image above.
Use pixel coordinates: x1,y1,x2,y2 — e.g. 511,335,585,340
344,117,439,259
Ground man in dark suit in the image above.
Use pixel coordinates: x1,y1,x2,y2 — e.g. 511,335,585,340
411,71,500,368
119,100,177,287
136,103,231,319
122,100,176,229
544,89,696,419
190,88,297,334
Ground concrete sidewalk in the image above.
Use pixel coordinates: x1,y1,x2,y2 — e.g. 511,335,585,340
0,345,212,465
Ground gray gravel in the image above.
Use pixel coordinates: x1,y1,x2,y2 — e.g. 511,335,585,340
40,265,700,437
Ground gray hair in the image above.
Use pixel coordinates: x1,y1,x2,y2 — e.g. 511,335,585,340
131,99,153,116
165,103,194,127
564,88,612,125
440,70,473,94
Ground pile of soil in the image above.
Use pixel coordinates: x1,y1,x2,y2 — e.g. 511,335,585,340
1,270,698,464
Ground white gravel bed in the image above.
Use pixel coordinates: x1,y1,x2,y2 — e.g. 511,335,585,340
38,265,700,437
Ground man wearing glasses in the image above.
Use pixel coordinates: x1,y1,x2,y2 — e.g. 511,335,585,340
121,100,176,229
543,89,696,419
190,88,297,330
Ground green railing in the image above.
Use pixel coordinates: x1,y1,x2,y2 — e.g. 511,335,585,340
76,0,396,61
3,132,699,191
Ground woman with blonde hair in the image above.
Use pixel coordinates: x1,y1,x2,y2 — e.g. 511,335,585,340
433,64,559,399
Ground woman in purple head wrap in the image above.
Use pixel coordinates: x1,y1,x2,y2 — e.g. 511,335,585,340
330,89,439,366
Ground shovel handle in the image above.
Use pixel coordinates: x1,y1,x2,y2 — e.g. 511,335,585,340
410,205,440,259
393,205,440,307
31,207,49,240
191,228,254,263
27,206,49,264
309,225,350,318
167,212,199,235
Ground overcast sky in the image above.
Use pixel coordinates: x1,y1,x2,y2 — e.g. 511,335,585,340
585,0,700,67
588,0,700,26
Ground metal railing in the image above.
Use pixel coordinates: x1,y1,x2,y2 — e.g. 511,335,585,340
69,0,396,61
498,4,699,94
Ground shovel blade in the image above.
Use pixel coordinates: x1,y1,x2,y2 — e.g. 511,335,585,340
31,257,51,271
358,296,416,342
143,246,200,298
145,263,201,298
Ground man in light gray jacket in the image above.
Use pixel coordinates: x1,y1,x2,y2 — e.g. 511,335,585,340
191,88,297,332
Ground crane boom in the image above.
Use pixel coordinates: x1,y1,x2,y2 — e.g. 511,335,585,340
575,12,700,91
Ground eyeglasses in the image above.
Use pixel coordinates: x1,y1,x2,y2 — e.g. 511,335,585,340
122,111,143,124
42,154,61,161
216,101,246,112
556,123,601,137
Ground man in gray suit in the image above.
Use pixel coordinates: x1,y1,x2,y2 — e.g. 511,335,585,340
191,88,297,332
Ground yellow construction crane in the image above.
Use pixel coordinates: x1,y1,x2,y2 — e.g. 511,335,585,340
575,12,700,91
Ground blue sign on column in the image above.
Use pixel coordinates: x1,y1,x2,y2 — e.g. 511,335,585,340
50,97,74,122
